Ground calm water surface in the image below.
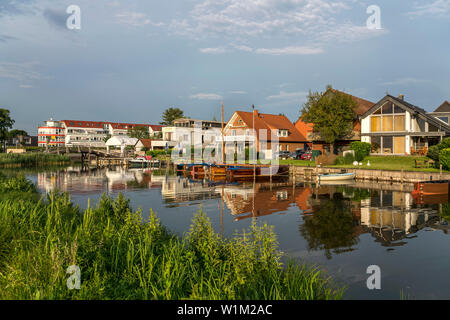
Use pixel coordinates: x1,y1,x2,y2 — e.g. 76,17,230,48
25,166,450,300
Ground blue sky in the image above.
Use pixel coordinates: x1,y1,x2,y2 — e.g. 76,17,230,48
1,0,449,134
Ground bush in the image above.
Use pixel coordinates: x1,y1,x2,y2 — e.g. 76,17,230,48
439,148,450,170
350,142,371,161
334,153,355,165
427,145,440,161
438,137,450,150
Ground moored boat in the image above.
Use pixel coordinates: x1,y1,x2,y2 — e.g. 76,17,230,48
317,172,356,182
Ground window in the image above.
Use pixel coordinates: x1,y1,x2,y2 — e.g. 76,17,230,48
394,136,405,154
382,136,393,154
371,136,381,153
382,116,393,131
438,117,449,124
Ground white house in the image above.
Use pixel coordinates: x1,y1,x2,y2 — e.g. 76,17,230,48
105,136,138,156
360,95,450,155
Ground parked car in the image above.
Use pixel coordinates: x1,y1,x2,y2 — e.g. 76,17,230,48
301,150,322,161
288,149,306,160
274,151,291,160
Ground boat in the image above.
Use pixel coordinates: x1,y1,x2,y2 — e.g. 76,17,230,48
317,172,356,182
129,156,159,168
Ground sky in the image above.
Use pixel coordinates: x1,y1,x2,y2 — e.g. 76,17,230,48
0,0,449,135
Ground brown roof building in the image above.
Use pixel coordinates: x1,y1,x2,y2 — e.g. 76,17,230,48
224,109,306,154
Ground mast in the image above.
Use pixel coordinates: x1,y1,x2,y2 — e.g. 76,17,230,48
221,102,225,164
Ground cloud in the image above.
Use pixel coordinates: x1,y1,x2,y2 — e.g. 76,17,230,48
115,12,164,27
407,0,450,18
266,91,308,101
189,93,223,100
19,84,33,88
380,78,432,86
43,8,68,30
230,90,247,94
0,34,18,42
0,0,36,17
255,46,324,55
199,47,227,54
0,61,43,82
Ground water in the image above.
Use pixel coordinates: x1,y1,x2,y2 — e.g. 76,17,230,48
24,166,450,300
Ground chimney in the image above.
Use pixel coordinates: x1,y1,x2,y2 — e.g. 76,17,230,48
398,94,404,101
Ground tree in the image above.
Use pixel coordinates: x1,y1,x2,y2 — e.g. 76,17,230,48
300,85,356,152
8,129,28,138
0,109,15,152
160,107,184,125
127,126,150,140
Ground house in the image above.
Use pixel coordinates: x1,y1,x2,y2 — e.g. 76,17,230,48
223,109,305,157
105,136,138,156
428,101,450,125
294,89,375,154
134,138,158,152
360,95,450,155
152,118,222,151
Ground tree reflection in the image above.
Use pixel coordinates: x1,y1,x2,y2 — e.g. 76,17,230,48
300,196,360,259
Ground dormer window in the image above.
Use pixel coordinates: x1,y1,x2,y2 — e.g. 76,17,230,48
278,129,289,137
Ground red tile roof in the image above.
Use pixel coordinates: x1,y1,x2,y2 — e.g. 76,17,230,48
229,110,305,142
61,120,165,131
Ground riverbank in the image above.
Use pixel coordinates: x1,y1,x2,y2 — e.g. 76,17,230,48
0,152,70,167
0,174,343,300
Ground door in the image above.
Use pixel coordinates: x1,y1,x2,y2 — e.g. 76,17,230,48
394,136,405,154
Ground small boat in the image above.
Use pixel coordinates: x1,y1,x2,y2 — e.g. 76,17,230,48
412,180,450,196
317,172,356,182
129,156,159,168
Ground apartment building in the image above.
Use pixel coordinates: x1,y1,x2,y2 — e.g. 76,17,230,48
38,119,164,148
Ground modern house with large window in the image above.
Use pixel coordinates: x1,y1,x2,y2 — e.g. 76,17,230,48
428,101,450,125
360,95,450,155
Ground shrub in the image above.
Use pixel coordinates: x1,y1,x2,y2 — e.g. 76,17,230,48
334,153,355,165
427,145,440,161
350,142,371,161
438,137,450,150
439,148,450,170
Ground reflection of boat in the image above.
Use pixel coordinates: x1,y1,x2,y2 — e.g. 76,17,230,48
412,180,450,195
129,156,160,168
318,180,356,186
317,173,355,182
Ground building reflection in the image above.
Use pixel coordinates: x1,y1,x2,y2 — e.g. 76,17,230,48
37,168,449,256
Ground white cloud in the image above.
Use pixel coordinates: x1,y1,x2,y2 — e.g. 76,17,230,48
0,61,43,82
19,84,33,88
115,12,164,27
267,91,308,101
407,0,450,18
380,78,431,86
189,93,223,100
230,90,247,94
199,47,227,54
255,46,323,55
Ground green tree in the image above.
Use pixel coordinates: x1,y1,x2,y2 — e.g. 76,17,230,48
127,126,150,140
8,129,28,138
300,86,357,152
160,107,184,125
0,109,15,152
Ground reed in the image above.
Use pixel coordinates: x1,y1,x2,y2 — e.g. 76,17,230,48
0,175,344,300
0,153,70,167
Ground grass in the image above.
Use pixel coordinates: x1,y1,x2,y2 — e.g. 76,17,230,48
0,152,70,167
282,155,448,173
0,174,343,300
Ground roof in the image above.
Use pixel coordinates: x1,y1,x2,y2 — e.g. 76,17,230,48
229,110,305,142
136,139,153,148
105,136,138,146
362,95,450,132
330,89,375,116
61,120,165,131
434,101,450,113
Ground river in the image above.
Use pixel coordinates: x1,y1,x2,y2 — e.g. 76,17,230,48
22,165,450,300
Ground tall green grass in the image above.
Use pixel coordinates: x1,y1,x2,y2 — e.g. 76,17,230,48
0,175,344,300
0,153,70,167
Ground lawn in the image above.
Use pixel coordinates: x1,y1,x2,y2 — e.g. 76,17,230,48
281,156,447,173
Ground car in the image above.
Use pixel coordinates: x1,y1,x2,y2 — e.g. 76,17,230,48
301,150,322,161
288,149,306,160
273,150,291,160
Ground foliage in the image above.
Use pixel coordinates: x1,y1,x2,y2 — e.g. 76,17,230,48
127,126,150,140
300,197,359,259
427,145,440,161
439,148,450,170
437,137,450,151
0,153,70,166
300,86,356,145
160,107,184,125
350,141,371,161
0,176,344,300
0,108,15,151
334,153,355,165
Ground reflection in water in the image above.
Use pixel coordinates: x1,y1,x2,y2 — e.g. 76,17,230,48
36,166,449,258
